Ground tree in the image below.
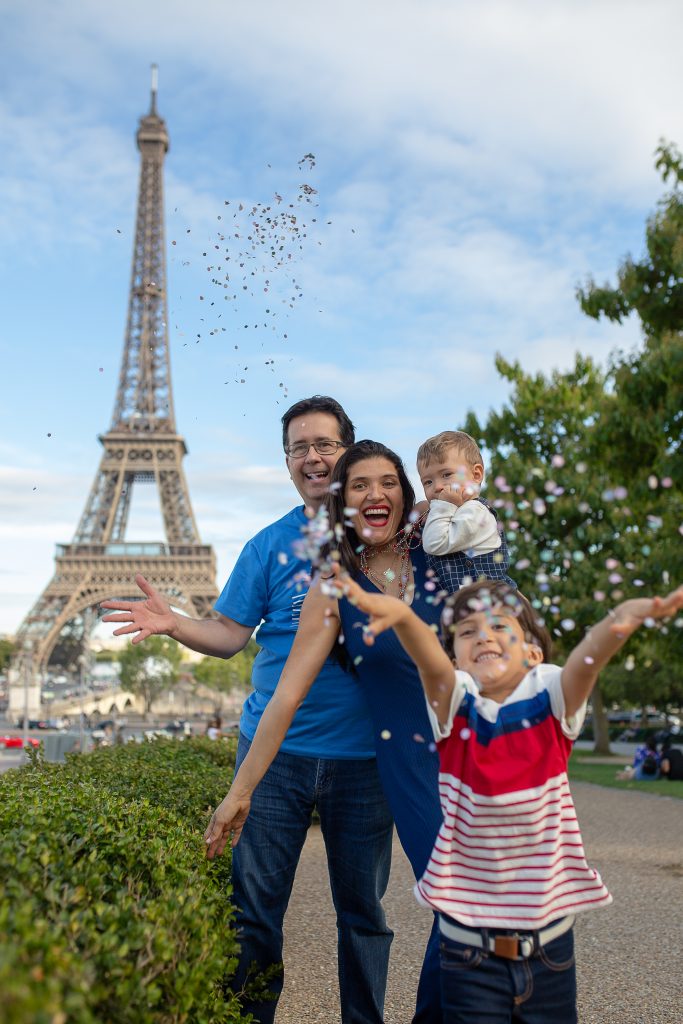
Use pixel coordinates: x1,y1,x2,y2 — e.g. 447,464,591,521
118,635,182,715
0,638,16,674
193,639,260,693
465,142,683,752
577,138,683,723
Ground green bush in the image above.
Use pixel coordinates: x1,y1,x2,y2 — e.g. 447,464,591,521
0,738,250,1024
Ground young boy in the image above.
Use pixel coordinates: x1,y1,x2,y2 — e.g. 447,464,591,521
417,430,515,592
338,572,683,1023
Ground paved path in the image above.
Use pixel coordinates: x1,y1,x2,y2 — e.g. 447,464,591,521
278,783,682,1023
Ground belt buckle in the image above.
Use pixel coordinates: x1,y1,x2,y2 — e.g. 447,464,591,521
494,934,519,959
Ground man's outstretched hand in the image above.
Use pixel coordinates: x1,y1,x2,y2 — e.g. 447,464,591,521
100,574,177,644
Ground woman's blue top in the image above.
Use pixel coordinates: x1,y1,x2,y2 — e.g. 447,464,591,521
339,545,444,879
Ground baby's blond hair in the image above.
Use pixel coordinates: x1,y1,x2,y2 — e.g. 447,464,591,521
417,430,483,470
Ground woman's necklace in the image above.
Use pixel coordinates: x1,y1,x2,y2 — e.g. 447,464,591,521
359,526,415,601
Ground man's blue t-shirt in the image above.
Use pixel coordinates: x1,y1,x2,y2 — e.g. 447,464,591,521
214,505,376,759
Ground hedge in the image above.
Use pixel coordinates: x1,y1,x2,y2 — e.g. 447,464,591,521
0,737,255,1024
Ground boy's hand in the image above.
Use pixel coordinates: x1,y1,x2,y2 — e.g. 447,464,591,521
335,570,410,645
204,789,252,857
433,481,479,508
610,586,683,640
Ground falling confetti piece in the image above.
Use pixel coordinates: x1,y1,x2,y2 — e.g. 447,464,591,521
380,729,391,740
459,728,471,740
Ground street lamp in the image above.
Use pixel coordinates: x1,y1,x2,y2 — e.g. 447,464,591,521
78,607,95,753
21,638,34,762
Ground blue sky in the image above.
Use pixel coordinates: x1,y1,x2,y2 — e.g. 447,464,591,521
1,0,681,636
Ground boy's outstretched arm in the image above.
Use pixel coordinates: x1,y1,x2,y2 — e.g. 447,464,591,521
339,573,456,725
562,585,683,719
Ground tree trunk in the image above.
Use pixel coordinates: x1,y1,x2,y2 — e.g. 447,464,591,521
591,683,611,754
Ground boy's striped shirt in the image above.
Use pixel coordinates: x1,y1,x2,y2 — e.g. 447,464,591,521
416,664,612,929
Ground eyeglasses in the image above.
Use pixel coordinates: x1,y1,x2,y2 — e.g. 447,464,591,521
284,440,346,458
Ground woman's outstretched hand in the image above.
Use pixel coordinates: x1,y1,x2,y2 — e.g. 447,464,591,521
204,790,252,857
100,574,178,644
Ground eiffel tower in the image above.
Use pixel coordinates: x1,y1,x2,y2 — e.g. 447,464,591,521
12,68,217,686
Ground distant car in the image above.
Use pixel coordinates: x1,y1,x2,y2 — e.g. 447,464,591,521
163,719,192,736
0,735,41,749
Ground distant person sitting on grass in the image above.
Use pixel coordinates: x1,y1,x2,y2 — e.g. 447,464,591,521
659,735,683,781
617,735,661,781
331,573,682,1024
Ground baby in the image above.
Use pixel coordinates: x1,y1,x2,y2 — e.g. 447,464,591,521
417,430,515,592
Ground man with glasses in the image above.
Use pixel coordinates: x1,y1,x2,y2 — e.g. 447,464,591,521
102,395,394,1024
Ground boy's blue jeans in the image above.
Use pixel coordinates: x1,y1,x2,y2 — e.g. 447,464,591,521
230,733,395,1024
439,920,576,1024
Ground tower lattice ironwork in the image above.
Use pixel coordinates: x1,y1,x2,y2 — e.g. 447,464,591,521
15,69,218,672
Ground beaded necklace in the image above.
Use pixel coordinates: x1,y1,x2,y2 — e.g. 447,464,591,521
358,517,424,601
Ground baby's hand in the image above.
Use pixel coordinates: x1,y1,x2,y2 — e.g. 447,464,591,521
609,585,683,639
434,481,479,508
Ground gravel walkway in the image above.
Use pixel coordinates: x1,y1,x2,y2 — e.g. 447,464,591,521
276,783,682,1023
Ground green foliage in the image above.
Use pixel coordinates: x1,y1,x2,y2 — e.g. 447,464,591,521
193,639,260,693
0,637,15,673
0,739,250,1024
95,648,119,663
577,140,683,339
465,143,683,745
119,635,182,713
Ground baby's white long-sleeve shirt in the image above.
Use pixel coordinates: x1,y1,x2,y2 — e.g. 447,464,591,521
421,498,501,557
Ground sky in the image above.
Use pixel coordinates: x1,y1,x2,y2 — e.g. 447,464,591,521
1,0,681,638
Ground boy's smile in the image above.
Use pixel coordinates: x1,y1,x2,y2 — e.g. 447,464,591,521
453,607,543,702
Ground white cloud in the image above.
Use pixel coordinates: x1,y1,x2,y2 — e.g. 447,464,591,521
1,0,678,636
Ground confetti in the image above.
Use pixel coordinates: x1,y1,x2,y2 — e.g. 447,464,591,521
380,729,391,740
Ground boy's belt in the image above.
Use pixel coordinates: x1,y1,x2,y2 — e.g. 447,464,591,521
439,914,575,961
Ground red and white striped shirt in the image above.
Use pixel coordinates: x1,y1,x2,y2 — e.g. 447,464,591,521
416,664,612,929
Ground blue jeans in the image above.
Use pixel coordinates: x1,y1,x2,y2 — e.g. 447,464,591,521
439,925,576,1024
230,733,394,1024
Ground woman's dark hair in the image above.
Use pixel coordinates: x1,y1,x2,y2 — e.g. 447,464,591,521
325,440,416,574
441,579,553,663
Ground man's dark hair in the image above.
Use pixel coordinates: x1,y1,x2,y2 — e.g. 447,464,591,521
281,396,355,450
441,579,553,662
325,440,416,574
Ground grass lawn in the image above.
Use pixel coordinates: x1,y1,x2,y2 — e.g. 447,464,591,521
568,750,683,799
